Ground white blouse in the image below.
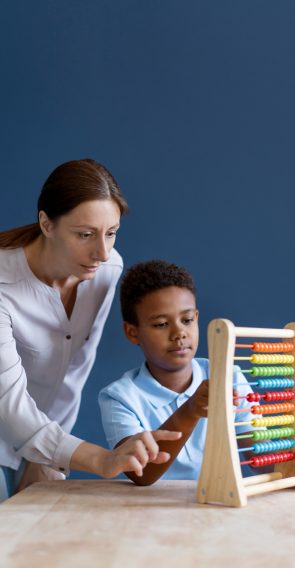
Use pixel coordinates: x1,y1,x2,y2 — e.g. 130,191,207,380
0,246,123,472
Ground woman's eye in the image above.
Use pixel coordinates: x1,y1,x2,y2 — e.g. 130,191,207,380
79,232,93,239
183,318,194,325
106,231,117,239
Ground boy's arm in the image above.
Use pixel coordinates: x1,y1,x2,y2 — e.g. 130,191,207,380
117,379,209,486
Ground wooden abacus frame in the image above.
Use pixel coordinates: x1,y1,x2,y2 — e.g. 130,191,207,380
196,318,295,507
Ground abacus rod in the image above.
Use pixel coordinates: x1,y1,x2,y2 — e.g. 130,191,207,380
235,327,294,338
236,433,253,439
233,381,259,386
237,358,294,363
245,476,295,496
243,472,283,486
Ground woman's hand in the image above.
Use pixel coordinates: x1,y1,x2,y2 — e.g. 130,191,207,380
100,430,182,478
70,430,182,479
16,462,66,493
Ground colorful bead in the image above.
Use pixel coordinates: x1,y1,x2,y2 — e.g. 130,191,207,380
251,366,294,377
246,392,261,402
252,415,295,427
264,391,295,401
251,402,295,415
256,378,295,388
246,391,295,402
252,342,294,353
250,451,295,468
251,354,294,364
252,439,295,453
252,427,295,441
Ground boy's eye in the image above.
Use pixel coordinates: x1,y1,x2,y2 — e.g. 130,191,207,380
183,317,195,325
153,322,168,329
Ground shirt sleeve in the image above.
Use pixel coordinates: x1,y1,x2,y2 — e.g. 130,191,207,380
98,388,144,449
0,293,83,473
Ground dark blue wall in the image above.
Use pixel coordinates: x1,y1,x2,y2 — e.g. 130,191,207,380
1,1,295,477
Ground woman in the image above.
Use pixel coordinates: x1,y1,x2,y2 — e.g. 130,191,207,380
0,158,180,499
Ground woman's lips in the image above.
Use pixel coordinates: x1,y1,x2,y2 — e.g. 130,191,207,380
81,265,99,272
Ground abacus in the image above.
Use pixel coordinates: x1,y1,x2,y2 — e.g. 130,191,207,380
196,319,295,507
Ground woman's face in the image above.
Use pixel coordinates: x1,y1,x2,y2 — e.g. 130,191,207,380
41,199,121,280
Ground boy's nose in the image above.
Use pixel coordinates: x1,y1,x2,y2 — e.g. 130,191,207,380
170,327,187,341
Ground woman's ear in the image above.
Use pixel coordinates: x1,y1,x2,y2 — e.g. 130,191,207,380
123,322,140,345
39,210,54,237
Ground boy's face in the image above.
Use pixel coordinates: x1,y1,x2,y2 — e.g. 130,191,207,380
124,286,199,377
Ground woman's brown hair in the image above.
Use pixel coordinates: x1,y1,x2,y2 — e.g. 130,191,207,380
0,159,128,248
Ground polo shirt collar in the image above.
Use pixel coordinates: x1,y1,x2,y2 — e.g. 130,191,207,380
134,359,203,408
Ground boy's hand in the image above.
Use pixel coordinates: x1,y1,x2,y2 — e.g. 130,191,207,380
191,379,209,418
233,388,239,406
191,382,239,417
99,430,182,478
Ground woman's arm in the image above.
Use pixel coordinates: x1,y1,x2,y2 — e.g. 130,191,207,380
16,429,182,492
0,295,181,480
117,380,209,485
70,430,182,479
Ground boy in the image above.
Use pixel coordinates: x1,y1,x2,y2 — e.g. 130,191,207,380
99,260,254,485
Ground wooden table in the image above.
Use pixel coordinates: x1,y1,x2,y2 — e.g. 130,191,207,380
0,480,295,568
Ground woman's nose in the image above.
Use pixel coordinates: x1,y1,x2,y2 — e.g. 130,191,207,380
91,240,109,262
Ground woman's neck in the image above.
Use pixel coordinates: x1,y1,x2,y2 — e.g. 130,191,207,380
24,236,79,291
24,236,79,318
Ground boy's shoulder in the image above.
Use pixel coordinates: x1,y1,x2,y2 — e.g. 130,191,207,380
99,367,141,400
193,357,209,378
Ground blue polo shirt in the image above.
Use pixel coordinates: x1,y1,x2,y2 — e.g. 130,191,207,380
98,358,254,480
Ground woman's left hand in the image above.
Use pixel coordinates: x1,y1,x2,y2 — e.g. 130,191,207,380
16,462,66,492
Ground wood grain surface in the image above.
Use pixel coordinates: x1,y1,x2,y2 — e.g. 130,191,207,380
0,480,295,568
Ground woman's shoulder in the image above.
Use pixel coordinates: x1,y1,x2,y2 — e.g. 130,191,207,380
0,248,23,284
91,248,123,288
104,248,123,269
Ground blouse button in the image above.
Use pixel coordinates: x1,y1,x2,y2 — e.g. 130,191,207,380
66,335,71,340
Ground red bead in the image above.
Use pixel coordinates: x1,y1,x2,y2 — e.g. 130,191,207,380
247,393,261,402
250,451,295,467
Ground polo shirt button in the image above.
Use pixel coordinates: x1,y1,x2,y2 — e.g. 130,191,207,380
66,335,71,340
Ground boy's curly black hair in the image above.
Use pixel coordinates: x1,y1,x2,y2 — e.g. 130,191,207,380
120,259,197,324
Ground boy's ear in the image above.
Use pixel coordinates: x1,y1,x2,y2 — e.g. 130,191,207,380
123,322,140,345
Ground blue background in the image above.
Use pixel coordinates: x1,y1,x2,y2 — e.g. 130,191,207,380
1,1,295,477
